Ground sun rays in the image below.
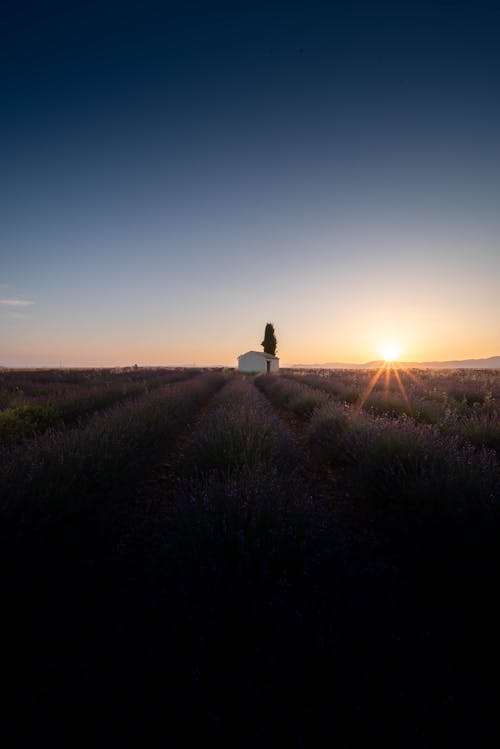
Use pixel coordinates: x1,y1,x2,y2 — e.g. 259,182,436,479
355,361,413,414
356,365,386,411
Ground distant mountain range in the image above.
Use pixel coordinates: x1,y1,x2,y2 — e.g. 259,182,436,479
286,356,500,370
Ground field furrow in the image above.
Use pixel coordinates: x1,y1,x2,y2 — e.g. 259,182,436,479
256,373,499,525
283,369,500,453
0,368,199,444
0,372,225,519
2,367,500,748
253,372,500,746
106,374,431,746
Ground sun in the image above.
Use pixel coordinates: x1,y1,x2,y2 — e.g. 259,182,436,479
380,343,400,362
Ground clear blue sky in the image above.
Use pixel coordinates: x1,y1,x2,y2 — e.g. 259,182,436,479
1,0,499,366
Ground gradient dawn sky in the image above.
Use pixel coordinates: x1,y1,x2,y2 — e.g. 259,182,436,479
1,0,499,367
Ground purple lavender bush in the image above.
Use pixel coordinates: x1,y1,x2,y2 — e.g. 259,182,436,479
0,368,198,443
0,373,224,515
256,374,329,419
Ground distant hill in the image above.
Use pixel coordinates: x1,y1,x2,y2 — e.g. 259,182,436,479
286,356,500,370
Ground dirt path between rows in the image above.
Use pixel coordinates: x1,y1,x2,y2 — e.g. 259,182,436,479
252,379,390,552
109,377,228,549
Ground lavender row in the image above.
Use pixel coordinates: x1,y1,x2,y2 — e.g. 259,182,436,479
0,369,201,444
132,384,409,745
283,371,441,421
0,366,200,400
164,375,314,565
284,368,499,420
256,374,499,513
283,371,500,454
255,374,330,420
283,367,500,402
0,373,225,514
182,374,297,474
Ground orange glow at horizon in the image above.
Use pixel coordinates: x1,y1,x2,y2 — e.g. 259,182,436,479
379,343,401,362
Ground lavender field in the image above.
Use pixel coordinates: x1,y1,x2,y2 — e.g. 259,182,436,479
1,366,499,747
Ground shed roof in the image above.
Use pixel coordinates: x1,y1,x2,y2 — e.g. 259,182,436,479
238,350,279,360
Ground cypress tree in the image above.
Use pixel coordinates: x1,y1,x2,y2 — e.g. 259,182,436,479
261,323,277,356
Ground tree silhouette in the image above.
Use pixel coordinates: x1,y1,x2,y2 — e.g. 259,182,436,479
261,323,277,355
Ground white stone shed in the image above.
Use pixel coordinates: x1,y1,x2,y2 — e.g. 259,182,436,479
237,350,279,374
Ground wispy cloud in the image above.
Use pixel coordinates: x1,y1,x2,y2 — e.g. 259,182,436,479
0,298,34,307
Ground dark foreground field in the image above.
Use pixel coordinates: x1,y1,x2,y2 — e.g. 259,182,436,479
1,366,499,747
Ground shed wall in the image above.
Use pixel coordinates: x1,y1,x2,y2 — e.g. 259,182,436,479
238,352,268,373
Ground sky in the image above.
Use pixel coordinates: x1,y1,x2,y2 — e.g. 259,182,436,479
1,0,499,367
